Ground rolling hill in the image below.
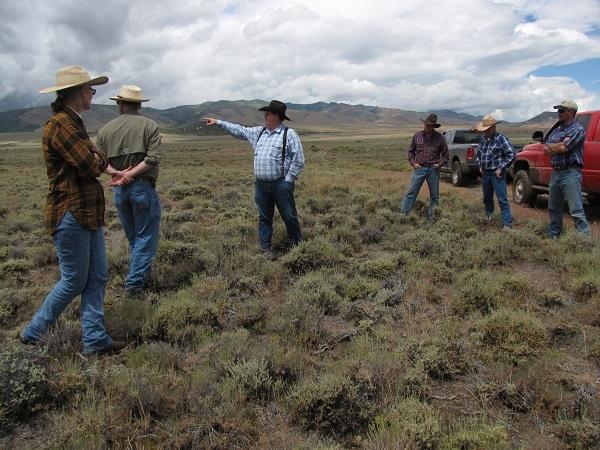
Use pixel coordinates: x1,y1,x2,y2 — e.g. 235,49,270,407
0,100,556,134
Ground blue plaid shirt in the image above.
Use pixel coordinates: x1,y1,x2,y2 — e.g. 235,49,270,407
545,119,585,167
217,120,305,182
476,132,515,171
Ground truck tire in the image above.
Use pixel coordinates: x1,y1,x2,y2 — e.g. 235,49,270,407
451,160,465,187
513,170,537,207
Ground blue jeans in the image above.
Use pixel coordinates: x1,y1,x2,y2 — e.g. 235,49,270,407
21,211,112,353
113,180,161,292
255,179,302,250
482,170,512,226
548,168,589,237
401,167,440,219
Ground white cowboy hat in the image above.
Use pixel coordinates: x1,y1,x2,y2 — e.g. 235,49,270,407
39,65,108,94
474,115,503,132
109,85,150,103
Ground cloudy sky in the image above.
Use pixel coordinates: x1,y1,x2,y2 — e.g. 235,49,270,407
1,0,600,120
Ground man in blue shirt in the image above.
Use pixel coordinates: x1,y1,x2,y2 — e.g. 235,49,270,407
543,100,589,238
475,115,516,229
204,100,305,256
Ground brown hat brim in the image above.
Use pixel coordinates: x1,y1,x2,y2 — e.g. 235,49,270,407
259,106,291,121
420,119,441,128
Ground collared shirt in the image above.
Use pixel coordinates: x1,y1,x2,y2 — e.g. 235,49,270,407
545,119,585,167
97,113,162,182
42,108,107,235
476,132,515,171
407,130,449,167
217,120,305,181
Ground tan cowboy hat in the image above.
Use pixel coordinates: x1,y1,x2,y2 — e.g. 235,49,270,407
421,113,441,128
553,99,578,111
109,85,150,103
39,65,108,94
474,115,502,132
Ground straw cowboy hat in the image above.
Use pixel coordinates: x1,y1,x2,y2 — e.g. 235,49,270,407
421,113,441,128
39,65,108,94
109,85,150,103
259,100,291,121
475,115,502,132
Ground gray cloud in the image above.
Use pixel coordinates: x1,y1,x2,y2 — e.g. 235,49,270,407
1,0,599,120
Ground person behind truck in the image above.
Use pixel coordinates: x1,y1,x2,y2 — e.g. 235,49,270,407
475,115,516,230
543,100,589,238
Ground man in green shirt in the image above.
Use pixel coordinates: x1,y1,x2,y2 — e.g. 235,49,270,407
97,85,161,295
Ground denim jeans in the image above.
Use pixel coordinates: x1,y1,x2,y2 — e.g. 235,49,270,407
482,169,512,226
548,168,589,237
255,179,302,250
113,180,161,292
21,211,112,353
401,167,440,219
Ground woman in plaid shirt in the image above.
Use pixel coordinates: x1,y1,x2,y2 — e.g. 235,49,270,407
20,66,124,355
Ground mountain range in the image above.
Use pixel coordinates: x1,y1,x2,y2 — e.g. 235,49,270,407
0,100,557,134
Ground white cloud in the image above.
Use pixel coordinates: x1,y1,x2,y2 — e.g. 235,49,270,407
0,0,599,120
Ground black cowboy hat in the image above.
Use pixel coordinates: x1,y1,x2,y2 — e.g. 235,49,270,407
259,100,291,121
420,113,441,128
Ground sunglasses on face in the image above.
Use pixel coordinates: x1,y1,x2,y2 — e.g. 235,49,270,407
557,108,570,113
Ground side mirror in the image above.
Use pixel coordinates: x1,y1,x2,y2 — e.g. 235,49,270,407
532,131,543,142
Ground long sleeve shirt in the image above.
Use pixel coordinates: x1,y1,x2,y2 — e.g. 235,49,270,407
42,108,107,235
407,130,449,167
545,119,585,167
217,120,305,182
97,113,162,183
476,132,515,171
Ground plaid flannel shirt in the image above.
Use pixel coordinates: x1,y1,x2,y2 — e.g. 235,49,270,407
476,132,515,171
407,130,449,167
546,119,585,167
42,108,107,235
217,120,305,181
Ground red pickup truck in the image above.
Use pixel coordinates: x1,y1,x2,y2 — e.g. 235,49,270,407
511,110,600,206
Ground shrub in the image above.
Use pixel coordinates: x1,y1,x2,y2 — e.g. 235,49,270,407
556,418,600,450
335,274,378,302
452,270,503,316
0,259,33,280
150,240,217,291
476,308,547,363
566,276,599,301
167,184,211,200
268,300,329,349
0,344,49,423
288,271,343,314
358,257,398,279
126,342,184,371
366,398,442,450
143,278,224,344
222,358,274,401
440,422,510,450
406,332,467,380
105,297,152,342
281,237,342,274
289,373,375,436
327,225,362,255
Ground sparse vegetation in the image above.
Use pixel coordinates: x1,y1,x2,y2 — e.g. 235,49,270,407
1,132,599,448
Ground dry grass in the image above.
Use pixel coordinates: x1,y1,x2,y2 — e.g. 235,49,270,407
1,130,599,449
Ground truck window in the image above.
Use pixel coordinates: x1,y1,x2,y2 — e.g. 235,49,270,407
454,131,481,144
